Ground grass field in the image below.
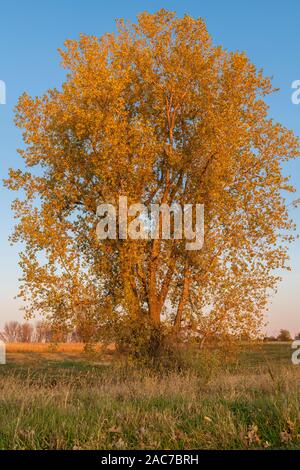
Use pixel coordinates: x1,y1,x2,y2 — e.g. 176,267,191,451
0,342,299,450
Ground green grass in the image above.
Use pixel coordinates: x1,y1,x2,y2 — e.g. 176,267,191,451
0,343,299,450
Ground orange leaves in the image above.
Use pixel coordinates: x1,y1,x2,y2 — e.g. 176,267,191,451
6,9,300,340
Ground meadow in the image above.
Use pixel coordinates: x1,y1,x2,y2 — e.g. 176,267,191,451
0,342,299,450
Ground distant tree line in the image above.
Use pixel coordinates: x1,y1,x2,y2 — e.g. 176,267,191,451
0,321,81,343
0,321,298,344
263,329,300,342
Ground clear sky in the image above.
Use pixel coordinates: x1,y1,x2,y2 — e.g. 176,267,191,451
0,0,299,335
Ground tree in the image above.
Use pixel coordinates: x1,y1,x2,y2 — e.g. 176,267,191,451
0,321,21,343
35,321,51,343
277,329,292,342
263,335,277,342
5,10,299,347
0,321,35,343
18,322,34,343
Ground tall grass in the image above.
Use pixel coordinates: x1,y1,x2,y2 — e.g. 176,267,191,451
0,346,299,450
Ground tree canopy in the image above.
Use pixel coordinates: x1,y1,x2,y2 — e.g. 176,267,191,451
6,9,299,344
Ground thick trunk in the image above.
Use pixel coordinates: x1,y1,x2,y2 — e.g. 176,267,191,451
149,301,161,324
148,97,176,325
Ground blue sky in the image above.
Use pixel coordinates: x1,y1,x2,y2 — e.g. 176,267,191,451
0,0,299,334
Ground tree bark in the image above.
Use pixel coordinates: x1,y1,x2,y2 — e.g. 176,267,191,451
174,268,190,331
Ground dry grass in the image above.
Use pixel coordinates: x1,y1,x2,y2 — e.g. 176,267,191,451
5,342,115,353
6,342,85,353
5,342,115,366
0,343,299,450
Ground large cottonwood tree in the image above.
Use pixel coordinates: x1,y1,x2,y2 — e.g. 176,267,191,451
6,10,299,342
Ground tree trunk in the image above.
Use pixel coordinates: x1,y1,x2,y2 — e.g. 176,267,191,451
174,268,190,331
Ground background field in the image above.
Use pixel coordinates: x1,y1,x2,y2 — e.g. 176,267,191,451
0,342,299,450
